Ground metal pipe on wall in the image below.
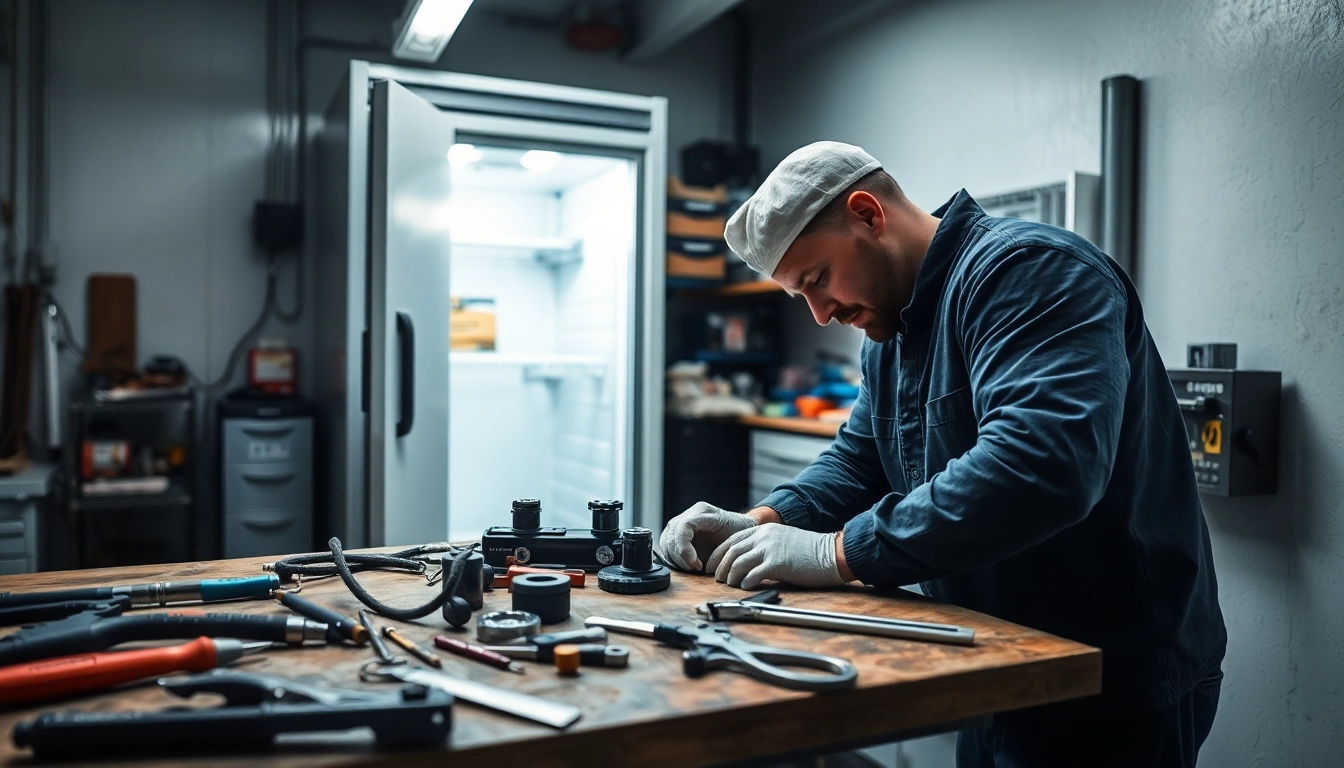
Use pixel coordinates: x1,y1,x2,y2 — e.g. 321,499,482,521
1101,75,1139,278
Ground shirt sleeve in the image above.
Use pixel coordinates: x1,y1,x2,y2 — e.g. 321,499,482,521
842,246,1130,587
759,344,897,532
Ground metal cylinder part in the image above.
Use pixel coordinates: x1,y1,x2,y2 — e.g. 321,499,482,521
511,574,571,624
476,610,542,643
589,499,622,534
511,499,542,531
442,551,485,612
619,527,654,572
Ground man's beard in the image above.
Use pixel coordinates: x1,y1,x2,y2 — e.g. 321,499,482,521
849,237,903,343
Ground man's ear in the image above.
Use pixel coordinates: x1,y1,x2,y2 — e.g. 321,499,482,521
846,191,885,236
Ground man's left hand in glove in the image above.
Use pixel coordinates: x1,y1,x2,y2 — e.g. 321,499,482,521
705,523,853,589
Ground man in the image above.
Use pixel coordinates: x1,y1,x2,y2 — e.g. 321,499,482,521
659,142,1226,766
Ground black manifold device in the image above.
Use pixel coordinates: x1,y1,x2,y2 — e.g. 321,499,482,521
481,499,626,572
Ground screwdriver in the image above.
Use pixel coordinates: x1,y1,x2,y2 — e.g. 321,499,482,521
0,636,272,707
0,575,281,609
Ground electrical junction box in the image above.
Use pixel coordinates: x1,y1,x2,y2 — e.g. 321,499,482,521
1167,345,1280,497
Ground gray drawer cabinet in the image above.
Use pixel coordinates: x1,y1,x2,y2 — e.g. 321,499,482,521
0,463,55,574
219,398,315,559
749,430,833,506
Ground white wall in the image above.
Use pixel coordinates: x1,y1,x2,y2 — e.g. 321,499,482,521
750,0,1344,764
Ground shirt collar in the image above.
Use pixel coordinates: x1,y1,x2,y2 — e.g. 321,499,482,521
898,189,985,335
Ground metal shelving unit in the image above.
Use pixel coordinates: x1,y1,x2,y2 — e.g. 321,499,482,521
64,393,196,567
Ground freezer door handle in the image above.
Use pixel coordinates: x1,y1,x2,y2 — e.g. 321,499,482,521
396,312,415,438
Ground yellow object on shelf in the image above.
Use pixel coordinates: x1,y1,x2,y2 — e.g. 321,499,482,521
450,297,497,351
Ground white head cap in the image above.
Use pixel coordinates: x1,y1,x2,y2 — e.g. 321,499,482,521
725,141,882,277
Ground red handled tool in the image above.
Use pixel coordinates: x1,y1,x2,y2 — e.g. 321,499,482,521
0,636,270,707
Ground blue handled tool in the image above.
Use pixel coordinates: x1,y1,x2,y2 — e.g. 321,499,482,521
0,575,280,613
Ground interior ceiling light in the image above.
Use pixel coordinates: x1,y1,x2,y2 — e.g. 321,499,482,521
447,143,482,165
519,150,562,174
392,0,474,62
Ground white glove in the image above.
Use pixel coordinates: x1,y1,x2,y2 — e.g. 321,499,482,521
706,523,847,590
659,502,758,573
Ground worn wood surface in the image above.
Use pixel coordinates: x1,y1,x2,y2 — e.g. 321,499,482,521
0,553,1099,767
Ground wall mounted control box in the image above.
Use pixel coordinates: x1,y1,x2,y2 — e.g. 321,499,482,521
1167,344,1280,497
481,499,626,572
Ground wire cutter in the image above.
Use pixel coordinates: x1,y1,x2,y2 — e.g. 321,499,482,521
11,670,452,759
585,616,857,692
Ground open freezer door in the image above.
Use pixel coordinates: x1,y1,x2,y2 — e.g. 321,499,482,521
367,80,453,546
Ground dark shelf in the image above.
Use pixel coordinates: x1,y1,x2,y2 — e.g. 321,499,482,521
694,350,777,364
71,478,193,512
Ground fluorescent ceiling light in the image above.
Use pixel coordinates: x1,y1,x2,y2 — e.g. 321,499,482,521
519,150,562,174
447,143,481,165
392,0,474,62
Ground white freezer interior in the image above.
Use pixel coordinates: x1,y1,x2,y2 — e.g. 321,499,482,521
445,145,636,541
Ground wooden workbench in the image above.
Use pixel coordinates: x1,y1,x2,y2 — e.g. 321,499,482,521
0,554,1100,767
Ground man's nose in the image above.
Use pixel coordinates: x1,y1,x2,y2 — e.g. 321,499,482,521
806,296,833,326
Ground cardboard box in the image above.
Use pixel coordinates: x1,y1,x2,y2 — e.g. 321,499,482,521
667,251,725,280
450,297,497,351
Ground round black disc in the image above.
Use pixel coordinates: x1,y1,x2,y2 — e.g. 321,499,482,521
597,564,671,595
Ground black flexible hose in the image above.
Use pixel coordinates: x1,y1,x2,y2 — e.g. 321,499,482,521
326,538,473,622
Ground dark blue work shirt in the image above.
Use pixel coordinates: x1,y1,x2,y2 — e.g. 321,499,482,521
762,190,1226,707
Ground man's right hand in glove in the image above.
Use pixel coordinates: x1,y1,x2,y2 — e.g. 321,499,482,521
658,502,759,573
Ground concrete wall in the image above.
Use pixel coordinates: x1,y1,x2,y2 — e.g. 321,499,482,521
749,0,1344,764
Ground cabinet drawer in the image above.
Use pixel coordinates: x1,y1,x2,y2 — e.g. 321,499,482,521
0,520,28,557
224,463,311,513
224,508,312,559
223,419,312,465
0,557,30,575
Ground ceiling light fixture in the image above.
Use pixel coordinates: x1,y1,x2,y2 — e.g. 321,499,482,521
447,143,482,165
392,0,474,62
519,150,562,174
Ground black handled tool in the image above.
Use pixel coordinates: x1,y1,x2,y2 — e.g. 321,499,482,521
0,601,327,667
513,626,607,652
275,591,368,645
11,670,452,759
482,642,629,667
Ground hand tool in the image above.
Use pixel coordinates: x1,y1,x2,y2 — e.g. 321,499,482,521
357,609,408,677
511,573,570,623
476,610,541,643
495,564,586,589
697,591,976,646
585,616,857,692
0,637,273,707
359,662,581,729
597,527,671,595
0,599,327,667
0,574,280,612
10,670,452,759
275,590,368,645
483,642,629,668
433,635,526,674
383,626,441,668
497,626,607,658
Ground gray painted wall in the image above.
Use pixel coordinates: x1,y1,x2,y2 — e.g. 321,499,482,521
750,0,1343,764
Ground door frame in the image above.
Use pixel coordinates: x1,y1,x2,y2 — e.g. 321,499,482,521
339,61,667,538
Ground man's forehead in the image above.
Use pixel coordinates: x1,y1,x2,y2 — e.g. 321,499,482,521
773,233,836,291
